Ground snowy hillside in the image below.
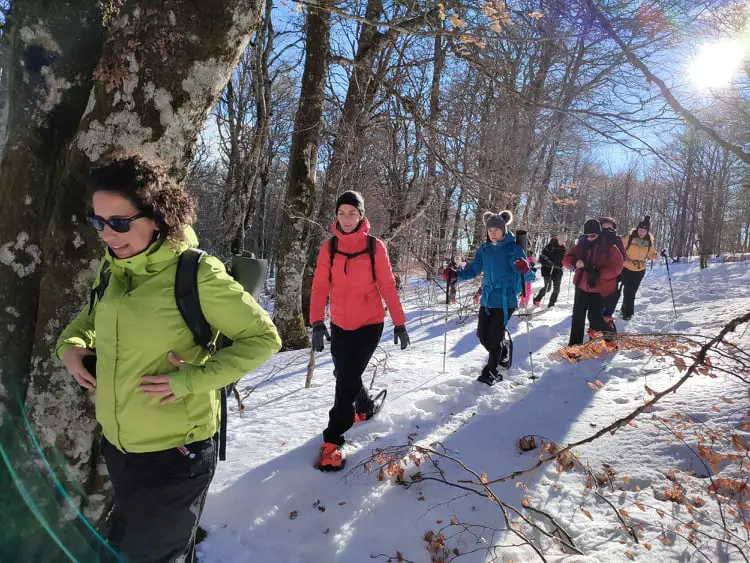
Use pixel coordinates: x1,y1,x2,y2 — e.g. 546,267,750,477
198,261,750,563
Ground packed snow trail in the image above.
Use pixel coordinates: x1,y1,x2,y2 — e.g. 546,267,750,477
199,261,750,562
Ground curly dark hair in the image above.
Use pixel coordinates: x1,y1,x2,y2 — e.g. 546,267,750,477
86,154,196,245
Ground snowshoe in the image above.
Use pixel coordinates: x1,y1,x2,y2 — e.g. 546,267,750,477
498,338,513,369
315,442,346,472
353,389,387,423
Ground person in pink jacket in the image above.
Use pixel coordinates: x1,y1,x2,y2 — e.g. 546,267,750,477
309,191,409,471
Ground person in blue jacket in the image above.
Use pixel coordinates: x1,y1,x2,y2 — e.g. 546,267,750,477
449,210,529,384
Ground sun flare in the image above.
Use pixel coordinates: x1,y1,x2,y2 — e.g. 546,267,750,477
688,39,745,90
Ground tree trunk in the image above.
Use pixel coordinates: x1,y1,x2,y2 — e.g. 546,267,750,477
273,1,330,349
0,2,264,532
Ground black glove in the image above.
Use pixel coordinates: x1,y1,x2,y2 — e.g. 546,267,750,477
660,248,668,258
394,325,410,350
311,321,330,352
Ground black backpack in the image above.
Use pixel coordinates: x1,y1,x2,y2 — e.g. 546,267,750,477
328,235,377,282
89,248,267,461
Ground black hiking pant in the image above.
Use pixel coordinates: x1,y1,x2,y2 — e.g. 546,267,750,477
534,269,562,306
569,288,609,346
101,434,217,563
621,268,646,317
323,322,383,446
601,275,622,318
477,306,515,372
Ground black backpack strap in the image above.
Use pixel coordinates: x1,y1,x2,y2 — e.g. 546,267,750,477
175,248,230,459
219,388,228,461
88,260,111,315
175,248,216,355
367,235,377,282
328,237,337,283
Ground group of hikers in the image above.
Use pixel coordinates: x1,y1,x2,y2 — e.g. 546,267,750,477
56,153,656,561
442,213,657,384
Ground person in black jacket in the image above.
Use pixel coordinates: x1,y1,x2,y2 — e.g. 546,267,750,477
533,235,566,307
597,217,626,331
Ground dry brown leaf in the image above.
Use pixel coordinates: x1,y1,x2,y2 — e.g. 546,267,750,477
587,381,598,391
731,434,749,451
289,510,298,520
450,13,466,28
619,508,629,517
581,508,593,520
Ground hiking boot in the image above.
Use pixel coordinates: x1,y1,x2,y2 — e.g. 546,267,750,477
317,442,345,471
477,365,499,385
353,412,368,423
621,311,633,321
587,329,603,340
353,390,387,424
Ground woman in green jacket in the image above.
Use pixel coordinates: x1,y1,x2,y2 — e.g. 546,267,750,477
57,155,281,562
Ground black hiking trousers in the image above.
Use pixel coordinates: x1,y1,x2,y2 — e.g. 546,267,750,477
620,268,646,317
569,288,609,346
534,269,562,306
602,275,622,318
323,322,383,446
101,434,217,563
477,306,515,372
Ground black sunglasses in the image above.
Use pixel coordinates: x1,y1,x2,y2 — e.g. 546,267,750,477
87,212,147,233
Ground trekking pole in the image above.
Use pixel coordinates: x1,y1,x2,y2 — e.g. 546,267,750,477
520,276,536,381
515,230,536,382
661,248,677,317
440,259,453,374
442,286,449,373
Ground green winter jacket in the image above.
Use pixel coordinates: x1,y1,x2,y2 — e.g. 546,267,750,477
56,228,281,453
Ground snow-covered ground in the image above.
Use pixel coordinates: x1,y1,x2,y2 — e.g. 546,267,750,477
199,261,750,563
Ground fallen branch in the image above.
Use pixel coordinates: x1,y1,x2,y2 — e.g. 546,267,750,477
485,311,750,487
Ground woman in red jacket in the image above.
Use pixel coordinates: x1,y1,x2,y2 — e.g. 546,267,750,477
563,219,624,346
309,191,409,471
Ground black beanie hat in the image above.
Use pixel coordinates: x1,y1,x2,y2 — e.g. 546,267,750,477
583,219,602,235
335,190,365,216
637,215,651,231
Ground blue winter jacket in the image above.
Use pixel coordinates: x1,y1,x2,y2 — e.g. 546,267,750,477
457,232,526,317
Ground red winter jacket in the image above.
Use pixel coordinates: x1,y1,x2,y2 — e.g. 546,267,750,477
563,239,623,296
310,218,407,331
